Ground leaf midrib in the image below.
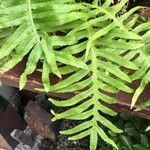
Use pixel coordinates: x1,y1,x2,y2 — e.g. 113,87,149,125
28,0,41,44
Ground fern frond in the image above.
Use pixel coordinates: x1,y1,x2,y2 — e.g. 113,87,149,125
0,0,149,150
42,60,51,93
20,43,42,90
130,20,150,108
0,0,88,90
49,1,145,149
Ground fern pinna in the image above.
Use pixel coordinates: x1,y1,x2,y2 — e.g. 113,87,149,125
0,0,149,150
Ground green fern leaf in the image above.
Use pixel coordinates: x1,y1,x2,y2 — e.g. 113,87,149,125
0,1,149,150
49,1,146,150
20,44,42,90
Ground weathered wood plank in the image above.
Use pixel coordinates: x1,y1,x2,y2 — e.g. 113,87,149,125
0,61,150,119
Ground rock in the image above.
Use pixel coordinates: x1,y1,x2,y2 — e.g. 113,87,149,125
11,126,36,150
11,127,54,150
0,95,8,110
24,101,56,141
15,145,31,150
0,106,26,149
0,85,21,110
11,129,35,147
0,134,12,150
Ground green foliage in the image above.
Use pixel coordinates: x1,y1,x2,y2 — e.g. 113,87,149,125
0,0,149,150
108,114,150,150
0,0,88,90
129,17,150,108
135,99,150,111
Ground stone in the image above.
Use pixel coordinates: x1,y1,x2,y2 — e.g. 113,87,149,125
11,127,54,150
0,106,26,149
11,126,36,150
11,129,35,148
0,134,12,150
24,101,56,141
0,85,21,111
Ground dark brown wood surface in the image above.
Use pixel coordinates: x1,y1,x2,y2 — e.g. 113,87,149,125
1,61,150,120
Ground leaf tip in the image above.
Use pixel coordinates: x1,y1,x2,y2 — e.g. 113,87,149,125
134,107,141,111
130,103,135,109
59,131,64,134
145,126,150,132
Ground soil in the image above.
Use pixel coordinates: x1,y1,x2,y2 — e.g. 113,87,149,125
0,87,111,150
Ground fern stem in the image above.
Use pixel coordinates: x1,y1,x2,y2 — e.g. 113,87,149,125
91,5,127,31
90,42,100,121
27,0,41,44
93,0,99,5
